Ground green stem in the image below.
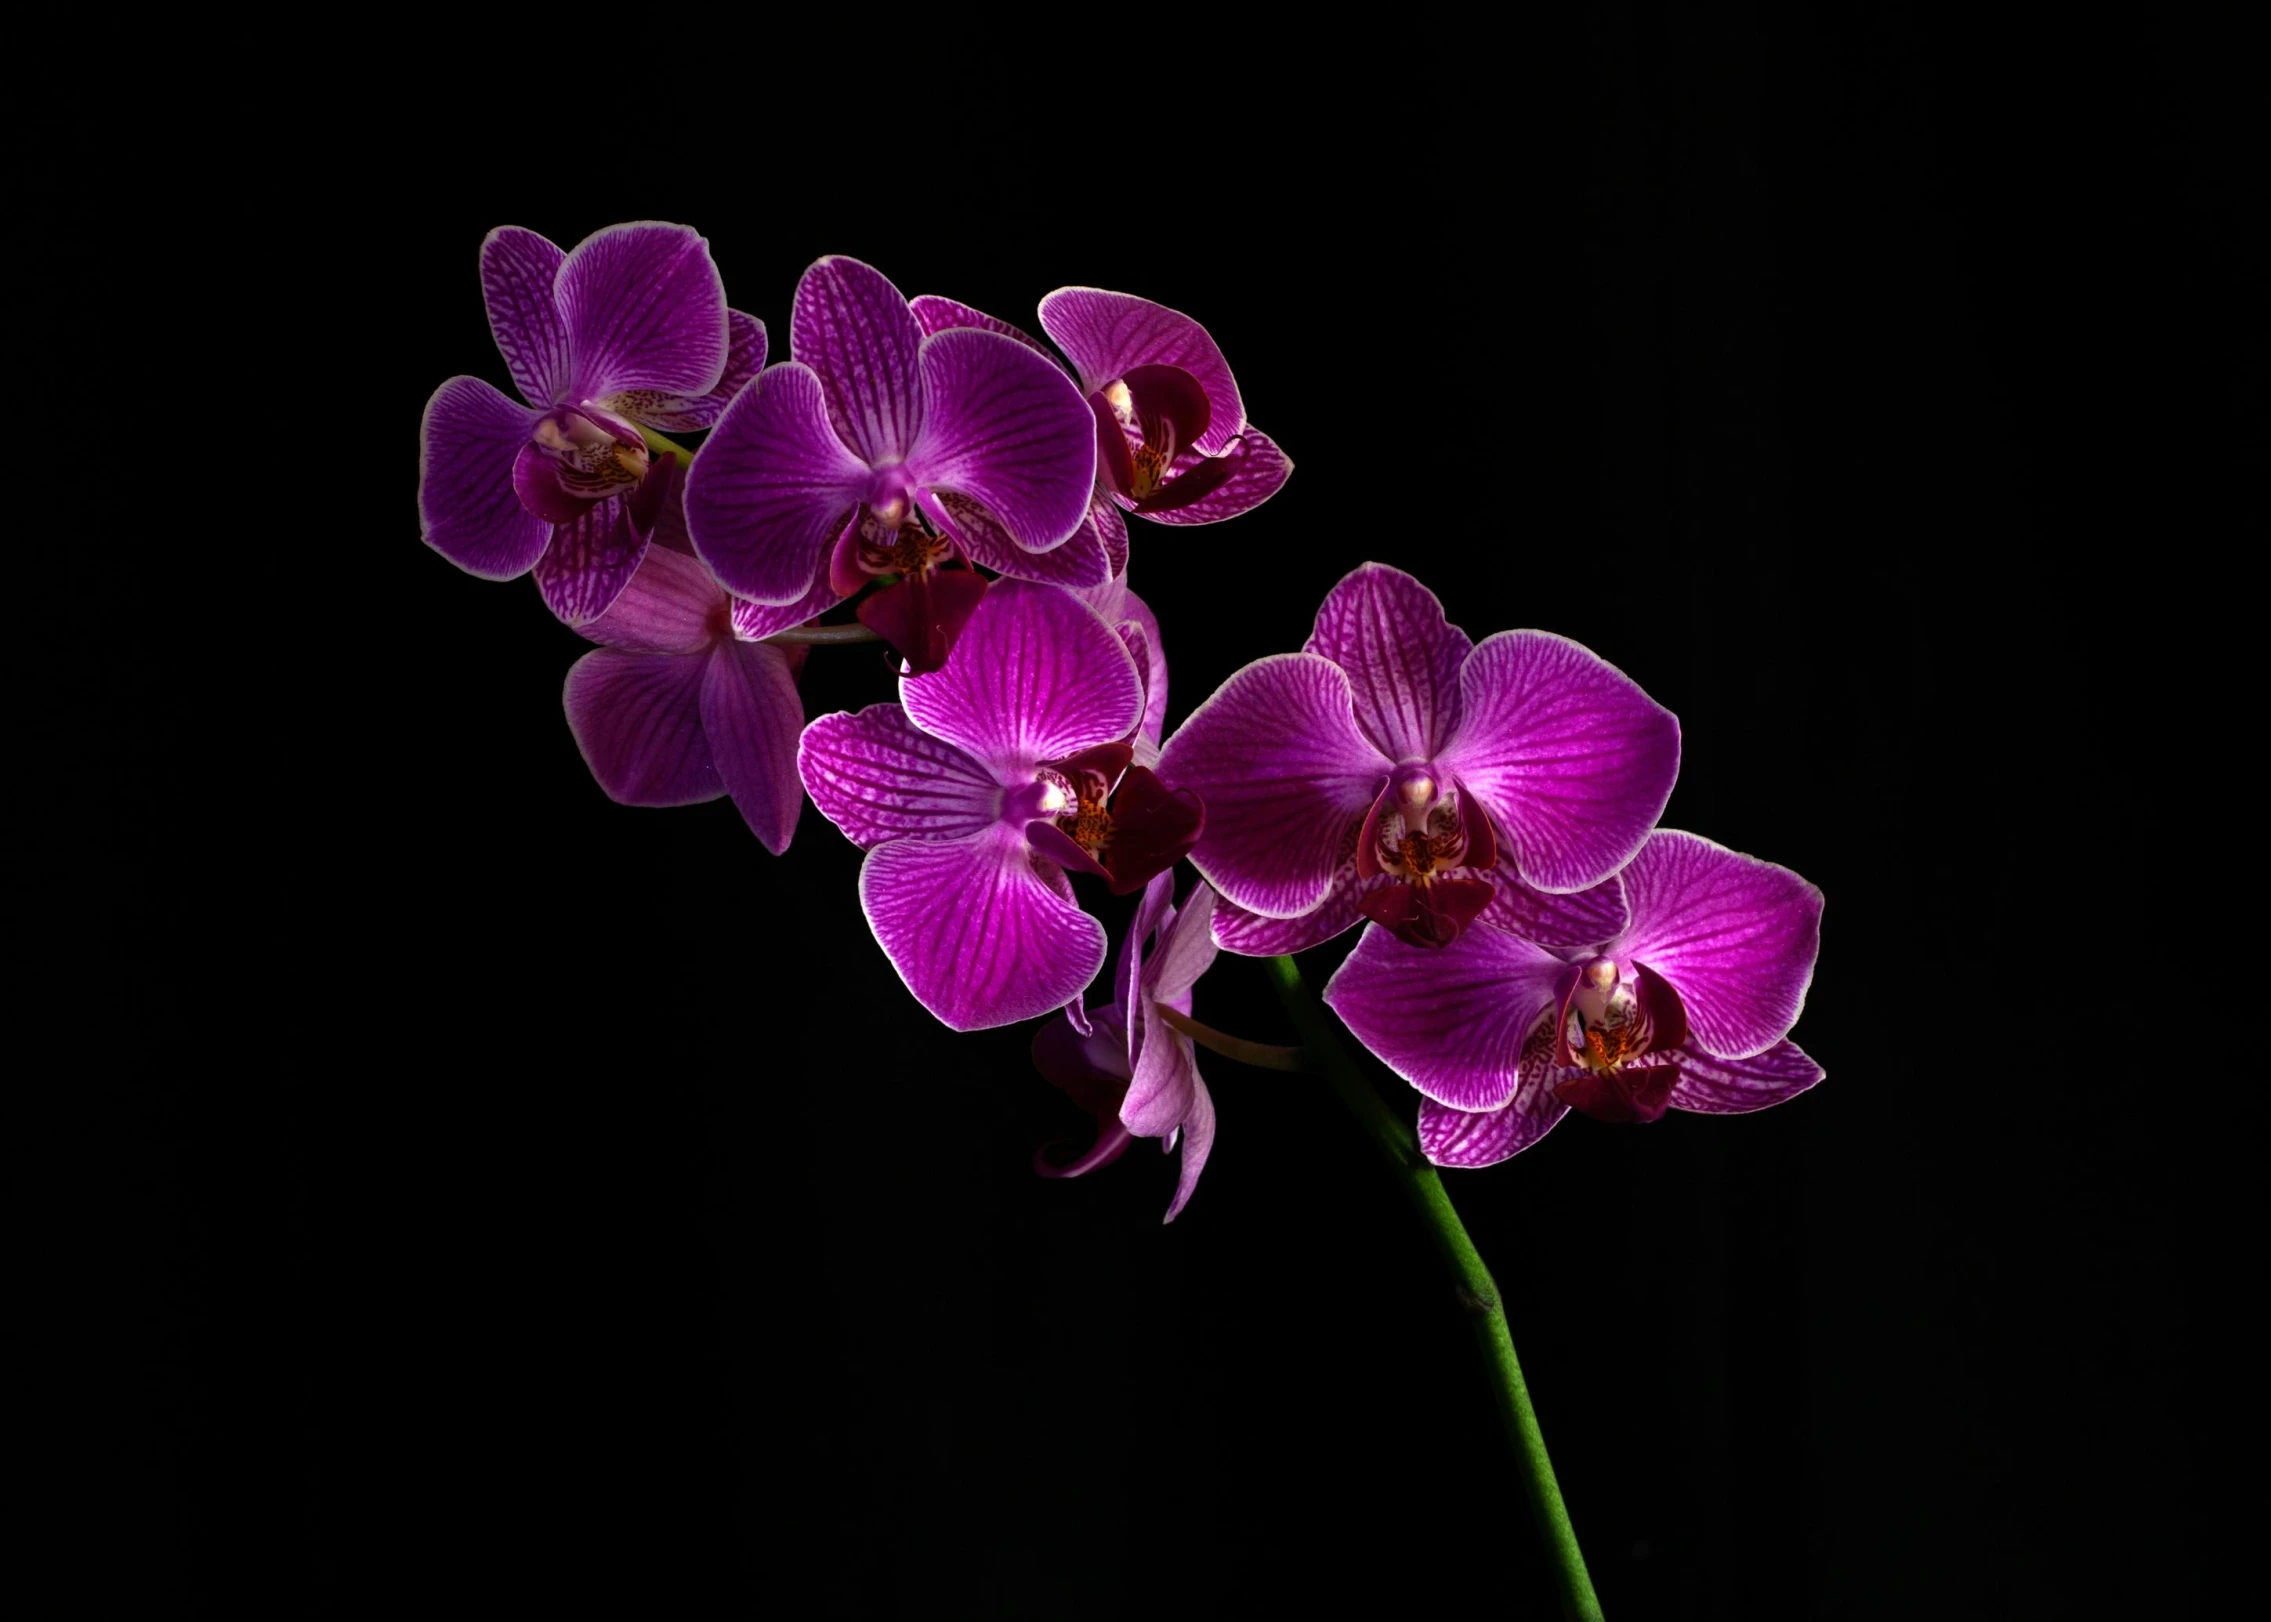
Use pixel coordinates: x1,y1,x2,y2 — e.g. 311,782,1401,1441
638,426,696,466
1151,1005,1313,1071
1265,954,1604,1622
760,623,881,646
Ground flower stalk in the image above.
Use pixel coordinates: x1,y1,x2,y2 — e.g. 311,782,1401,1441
1266,953,1604,1622
1150,1005,1312,1071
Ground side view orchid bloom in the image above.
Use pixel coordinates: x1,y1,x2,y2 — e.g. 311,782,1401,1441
685,257,1099,674
1032,875,1223,1222
1324,830,1825,1166
797,580,1199,1030
1163,563,1677,953
420,223,760,626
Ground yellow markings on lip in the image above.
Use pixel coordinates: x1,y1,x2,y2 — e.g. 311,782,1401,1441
1129,444,1170,500
1062,798,1114,854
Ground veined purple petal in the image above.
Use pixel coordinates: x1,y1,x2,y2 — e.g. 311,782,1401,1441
1160,1075,1215,1223
1670,1038,1824,1114
683,362,869,605
1416,1015,1570,1169
1144,881,1219,1005
918,488,1111,588
557,222,728,401
899,580,1142,775
1323,924,1569,1112
1476,856,1628,952
703,640,805,856
1210,857,1370,956
480,226,569,408
606,309,768,432
1091,499,1130,576
1121,870,1177,1070
909,294,1055,360
729,569,845,642
798,703,1000,850
576,532,720,655
534,494,650,627
1438,630,1680,894
1608,830,1824,1059
1037,288,1245,456
792,256,925,464
563,648,718,808
1123,1022,1200,1153
419,377,548,579
1130,429,1294,528
859,823,1108,1032
1159,654,1387,919
1121,584,1168,753
1307,563,1474,763
911,328,1098,554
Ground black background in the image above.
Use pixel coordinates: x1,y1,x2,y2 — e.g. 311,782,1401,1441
93,15,2260,1620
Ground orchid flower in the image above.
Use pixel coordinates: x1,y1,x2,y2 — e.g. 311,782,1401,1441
420,223,758,626
797,580,1203,1030
1161,564,1676,952
910,291,1293,583
562,484,835,854
1032,875,1222,1222
1323,830,1825,1167
684,258,1098,674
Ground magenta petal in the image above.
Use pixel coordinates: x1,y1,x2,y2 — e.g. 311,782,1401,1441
419,377,547,579
1438,630,1681,894
1323,924,1568,1112
578,543,721,655
1092,499,1130,576
729,569,845,643
683,362,869,605
1143,881,1219,1005
859,825,1108,1032
1210,858,1371,956
1670,1038,1824,1114
702,641,806,855
510,441,594,527
918,488,1111,589
557,222,728,400
1610,830,1824,1059
480,226,569,408
1476,857,1628,952
1037,288,1244,455
899,579,1143,774
909,294,1054,359
1131,429,1294,528
1307,564,1474,763
1121,870,1177,1069
563,649,718,808
1130,452,1238,516
607,309,769,432
856,567,988,676
910,328,1098,553
792,256,926,464
1416,1016,1570,1168
797,703,1001,851
535,494,651,627
1158,654,1387,919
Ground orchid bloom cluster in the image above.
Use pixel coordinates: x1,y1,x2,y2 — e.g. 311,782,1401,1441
421,221,1822,1223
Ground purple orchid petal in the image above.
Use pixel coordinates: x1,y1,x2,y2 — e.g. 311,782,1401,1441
910,327,1098,554
856,566,989,677
556,222,728,401
859,824,1108,1032
702,640,806,855
1121,870,1177,1070
1416,1015,1570,1169
510,441,595,526
563,649,718,808
479,226,570,408
899,579,1143,774
606,309,768,432
1210,856,1371,956
1122,364,1213,462
1160,1075,1215,1223
534,494,651,627
1130,429,1294,528
1089,393,1141,498
1119,584,1169,751
1669,1038,1824,1114
917,488,1112,589
683,362,870,605
797,703,1002,851
419,377,548,579
909,295,1055,360
1608,830,1824,1059
791,256,926,464
1129,452,1238,516
1092,499,1131,576
729,569,847,642
1323,923,1570,1112
1437,630,1681,894
1123,1024,1207,1194
578,542,723,655
1476,857,1628,952
1307,563,1475,763
1143,881,1219,1005
1037,288,1245,455
1027,820,1111,882
1159,654,1387,919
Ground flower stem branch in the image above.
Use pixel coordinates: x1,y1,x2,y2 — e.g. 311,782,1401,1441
1152,1006,1313,1071
759,623,882,645
638,426,697,466
1265,954,1603,1622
